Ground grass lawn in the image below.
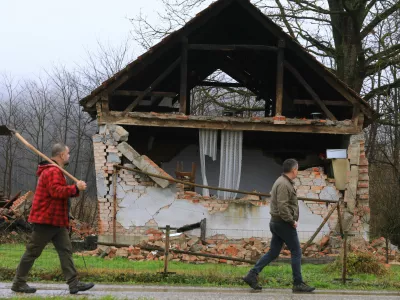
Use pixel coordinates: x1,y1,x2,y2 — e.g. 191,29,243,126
1,244,400,291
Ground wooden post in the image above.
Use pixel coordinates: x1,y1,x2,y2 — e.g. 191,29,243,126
164,225,171,274
186,87,191,115
386,237,389,264
112,166,118,244
342,231,348,284
200,218,207,242
337,203,344,237
302,202,339,254
275,39,285,116
180,37,188,114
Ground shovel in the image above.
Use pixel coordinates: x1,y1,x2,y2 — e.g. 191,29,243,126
0,125,80,183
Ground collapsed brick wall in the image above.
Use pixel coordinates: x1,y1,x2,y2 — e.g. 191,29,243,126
93,125,370,244
294,134,369,235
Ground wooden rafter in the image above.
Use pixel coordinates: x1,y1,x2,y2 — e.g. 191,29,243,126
284,61,337,121
123,57,182,114
294,99,352,106
114,91,177,98
188,44,278,51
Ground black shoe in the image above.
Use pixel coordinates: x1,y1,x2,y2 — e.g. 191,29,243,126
69,281,95,294
292,282,315,293
242,272,262,291
11,283,37,293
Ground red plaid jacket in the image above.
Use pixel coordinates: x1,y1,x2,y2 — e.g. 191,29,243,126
28,162,79,227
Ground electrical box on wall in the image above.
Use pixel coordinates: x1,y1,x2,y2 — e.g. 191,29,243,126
326,149,349,190
326,149,347,159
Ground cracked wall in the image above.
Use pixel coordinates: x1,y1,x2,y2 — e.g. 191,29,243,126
93,125,369,245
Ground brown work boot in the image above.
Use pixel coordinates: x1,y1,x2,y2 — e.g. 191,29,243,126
242,271,262,291
292,282,315,293
11,283,37,293
69,281,95,294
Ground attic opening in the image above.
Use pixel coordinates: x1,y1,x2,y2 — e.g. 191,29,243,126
121,125,349,198
81,0,375,127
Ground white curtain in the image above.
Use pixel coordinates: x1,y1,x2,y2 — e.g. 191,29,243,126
218,130,243,200
199,129,218,196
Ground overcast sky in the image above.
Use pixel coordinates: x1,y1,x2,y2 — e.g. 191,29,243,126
0,0,161,78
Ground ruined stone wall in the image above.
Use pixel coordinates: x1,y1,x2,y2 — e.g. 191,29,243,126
93,124,369,245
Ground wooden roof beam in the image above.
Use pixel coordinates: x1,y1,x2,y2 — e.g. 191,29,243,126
294,99,352,106
188,44,278,51
114,91,178,98
99,111,359,135
123,57,182,114
198,81,245,87
284,61,337,121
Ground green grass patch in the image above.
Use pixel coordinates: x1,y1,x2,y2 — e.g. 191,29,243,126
1,244,400,290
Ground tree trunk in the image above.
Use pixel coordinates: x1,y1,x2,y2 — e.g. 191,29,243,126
328,0,365,93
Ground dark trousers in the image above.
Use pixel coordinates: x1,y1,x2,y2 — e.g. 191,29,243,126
13,223,78,287
250,221,303,285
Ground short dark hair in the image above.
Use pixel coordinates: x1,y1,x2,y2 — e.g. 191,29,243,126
283,159,298,173
52,143,68,157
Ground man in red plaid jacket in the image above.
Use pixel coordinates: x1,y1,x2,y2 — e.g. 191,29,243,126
12,143,95,294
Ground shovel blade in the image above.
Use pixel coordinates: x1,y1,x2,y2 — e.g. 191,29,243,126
0,125,14,136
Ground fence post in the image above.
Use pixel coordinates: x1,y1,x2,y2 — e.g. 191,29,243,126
164,225,170,274
342,231,348,284
112,166,118,244
200,218,206,243
385,237,389,264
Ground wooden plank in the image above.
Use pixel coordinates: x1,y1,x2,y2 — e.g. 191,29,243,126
352,104,361,127
323,76,371,118
188,44,278,51
86,95,101,108
284,61,337,121
198,81,244,87
100,112,359,134
123,57,181,114
275,40,285,116
294,99,352,107
180,38,188,114
114,90,177,98
150,96,165,107
302,202,339,254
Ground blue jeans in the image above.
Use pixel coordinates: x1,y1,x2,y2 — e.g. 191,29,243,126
250,221,303,285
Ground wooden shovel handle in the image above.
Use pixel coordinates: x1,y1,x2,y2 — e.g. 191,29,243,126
14,132,80,183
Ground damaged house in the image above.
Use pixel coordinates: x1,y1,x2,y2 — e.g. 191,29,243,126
80,0,377,246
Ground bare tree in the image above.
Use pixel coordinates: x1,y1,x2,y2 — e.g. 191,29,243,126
132,0,400,98
0,74,27,197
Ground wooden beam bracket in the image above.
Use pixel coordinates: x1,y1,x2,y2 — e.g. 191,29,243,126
123,57,182,114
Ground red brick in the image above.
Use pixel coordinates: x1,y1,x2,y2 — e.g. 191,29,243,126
311,186,323,191
358,182,369,188
225,245,239,257
359,158,369,166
